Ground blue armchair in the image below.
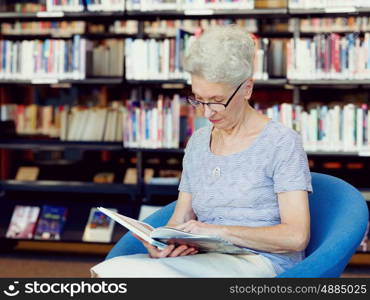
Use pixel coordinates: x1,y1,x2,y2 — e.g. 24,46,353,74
107,172,369,278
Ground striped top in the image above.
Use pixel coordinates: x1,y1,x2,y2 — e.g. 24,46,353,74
178,120,313,275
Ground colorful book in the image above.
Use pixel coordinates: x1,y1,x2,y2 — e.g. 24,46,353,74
34,205,68,240
6,206,40,239
82,207,117,243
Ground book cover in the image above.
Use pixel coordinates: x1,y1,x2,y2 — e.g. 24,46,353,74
34,205,68,240
97,207,257,255
82,207,117,243
15,166,40,181
6,205,40,239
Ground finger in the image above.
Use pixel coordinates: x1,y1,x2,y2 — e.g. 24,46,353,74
173,221,194,230
148,244,172,258
173,223,187,230
169,245,189,257
179,247,196,256
190,250,199,255
158,244,176,258
176,224,192,233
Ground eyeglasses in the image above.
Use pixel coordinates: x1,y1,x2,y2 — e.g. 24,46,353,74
186,81,245,112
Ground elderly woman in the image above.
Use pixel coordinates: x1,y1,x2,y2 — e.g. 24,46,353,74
91,25,312,277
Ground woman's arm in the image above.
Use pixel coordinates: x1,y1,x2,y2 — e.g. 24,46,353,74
166,191,197,227
176,190,310,253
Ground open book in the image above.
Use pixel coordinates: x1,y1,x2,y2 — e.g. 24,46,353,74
97,207,256,255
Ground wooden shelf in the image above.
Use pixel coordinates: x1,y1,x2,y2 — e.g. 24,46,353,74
349,253,370,266
0,139,124,151
0,180,138,195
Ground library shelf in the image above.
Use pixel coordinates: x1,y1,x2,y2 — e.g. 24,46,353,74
289,7,370,17
3,78,370,88
0,9,289,21
0,78,123,85
127,79,288,87
306,151,363,157
144,183,179,197
0,140,124,151
126,147,185,154
289,80,370,87
2,7,370,22
0,11,126,21
0,180,138,196
0,33,136,40
1,141,370,158
0,228,129,252
126,8,289,18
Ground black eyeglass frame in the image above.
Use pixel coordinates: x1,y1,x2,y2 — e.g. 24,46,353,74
186,80,246,111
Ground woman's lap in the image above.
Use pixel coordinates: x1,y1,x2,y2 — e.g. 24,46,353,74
91,253,276,278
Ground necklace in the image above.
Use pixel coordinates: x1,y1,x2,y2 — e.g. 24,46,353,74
209,113,256,177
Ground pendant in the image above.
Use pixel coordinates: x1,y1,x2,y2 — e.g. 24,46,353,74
212,167,221,177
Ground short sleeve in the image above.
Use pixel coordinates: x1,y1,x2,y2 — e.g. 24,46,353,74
178,135,193,193
272,131,313,194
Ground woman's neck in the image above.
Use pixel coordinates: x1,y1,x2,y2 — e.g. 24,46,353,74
216,106,257,140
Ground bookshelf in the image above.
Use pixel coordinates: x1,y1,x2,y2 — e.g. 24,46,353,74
0,0,369,260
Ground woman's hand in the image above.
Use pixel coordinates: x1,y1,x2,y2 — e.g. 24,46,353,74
174,220,220,236
132,233,198,258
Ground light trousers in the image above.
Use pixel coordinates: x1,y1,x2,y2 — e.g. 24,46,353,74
91,253,277,278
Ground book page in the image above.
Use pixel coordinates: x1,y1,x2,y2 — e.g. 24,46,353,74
150,227,258,255
97,207,154,241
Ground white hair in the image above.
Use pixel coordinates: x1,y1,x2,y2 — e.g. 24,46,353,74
183,25,255,87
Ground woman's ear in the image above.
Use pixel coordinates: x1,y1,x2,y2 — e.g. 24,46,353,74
244,79,254,100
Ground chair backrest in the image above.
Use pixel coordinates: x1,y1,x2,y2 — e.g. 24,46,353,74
278,172,369,277
107,172,369,278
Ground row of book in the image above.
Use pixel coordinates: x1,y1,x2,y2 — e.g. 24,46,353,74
84,0,126,12
0,1,45,13
1,20,138,36
0,36,86,80
13,164,181,184
45,0,84,12
289,0,370,9
5,100,370,153
296,16,370,33
123,95,181,148
0,0,266,13
6,205,67,241
0,94,201,146
0,102,124,141
125,32,193,81
0,18,258,37
125,33,276,81
0,36,126,79
287,33,370,80
0,95,207,147
1,21,86,36
257,102,370,153
0,0,126,12
86,39,124,77
5,201,370,249
143,19,258,37
6,33,370,82
4,17,370,38
5,204,118,243
125,0,254,11
3,0,370,13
